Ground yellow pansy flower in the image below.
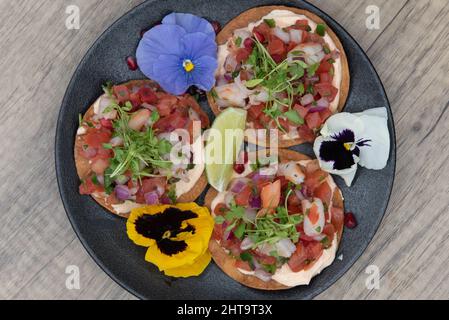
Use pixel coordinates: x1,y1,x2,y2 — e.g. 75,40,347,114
126,203,214,278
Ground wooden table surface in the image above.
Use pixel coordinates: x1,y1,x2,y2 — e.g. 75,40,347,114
1,0,448,300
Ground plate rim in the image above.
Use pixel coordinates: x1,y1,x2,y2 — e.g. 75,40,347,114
55,0,396,300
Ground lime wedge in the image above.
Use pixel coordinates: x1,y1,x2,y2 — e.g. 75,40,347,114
205,108,247,192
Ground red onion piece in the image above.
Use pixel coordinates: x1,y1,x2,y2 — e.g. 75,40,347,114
254,269,273,282
289,29,303,44
316,98,330,108
81,146,97,159
96,175,105,186
115,185,131,201
224,73,233,82
273,27,290,43
144,191,160,205
110,137,124,147
249,195,262,209
244,208,257,223
160,195,172,205
230,179,249,193
331,50,340,60
294,189,306,201
309,106,328,113
275,239,297,258
240,237,254,251
300,94,314,106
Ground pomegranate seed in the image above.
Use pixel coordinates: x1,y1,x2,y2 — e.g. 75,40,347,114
344,212,358,229
210,20,222,35
233,163,245,175
126,56,138,71
244,38,255,50
254,31,265,43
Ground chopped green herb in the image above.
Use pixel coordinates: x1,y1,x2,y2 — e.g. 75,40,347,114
316,24,326,37
210,88,219,100
103,143,113,150
215,216,226,225
323,46,331,54
234,223,246,239
284,110,304,125
263,264,277,274
245,78,264,88
91,175,99,186
168,185,177,204
232,70,240,79
264,19,276,28
151,110,160,123
307,62,320,76
235,36,242,47
102,81,114,97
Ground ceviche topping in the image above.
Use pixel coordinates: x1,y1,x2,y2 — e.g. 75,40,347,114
212,158,344,284
213,11,342,141
77,81,208,210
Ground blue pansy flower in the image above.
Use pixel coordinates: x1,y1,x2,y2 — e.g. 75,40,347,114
136,13,218,96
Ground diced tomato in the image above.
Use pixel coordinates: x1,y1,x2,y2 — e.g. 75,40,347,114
140,177,167,194
286,41,297,52
248,104,266,119
261,180,281,209
319,109,333,123
213,223,224,241
235,260,252,272
314,83,338,102
85,130,112,148
79,178,96,195
223,238,242,257
288,243,308,272
129,92,141,108
308,203,321,225
100,119,113,130
331,206,344,233
317,61,333,74
138,87,158,104
154,112,188,132
314,182,332,207
287,204,302,214
306,33,325,44
293,104,309,119
113,85,131,103
80,146,97,159
295,19,309,28
319,72,332,83
106,192,119,205
267,36,286,57
95,147,113,160
305,242,324,262
305,112,323,130
253,23,271,42
79,176,104,195
297,124,315,143
287,192,301,207
322,224,336,246
277,176,290,189
235,48,251,64
91,158,110,175
214,203,228,216
253,252,277,265
278,117,290,130
304,169,328,193
234,185,252,206
240,70,251,81
156,95,177,116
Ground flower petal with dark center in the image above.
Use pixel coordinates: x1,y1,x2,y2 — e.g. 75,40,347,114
319,140,356,170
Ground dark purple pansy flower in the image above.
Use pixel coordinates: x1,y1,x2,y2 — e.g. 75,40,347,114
136,13,218,95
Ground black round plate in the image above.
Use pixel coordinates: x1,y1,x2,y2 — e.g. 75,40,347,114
56,0,396,300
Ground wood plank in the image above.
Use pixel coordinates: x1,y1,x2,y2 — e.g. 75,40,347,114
319,0,449,300
1,0,445,300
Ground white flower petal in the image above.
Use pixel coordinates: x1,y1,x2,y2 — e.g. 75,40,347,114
357,108,390,170
320,113,364,139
